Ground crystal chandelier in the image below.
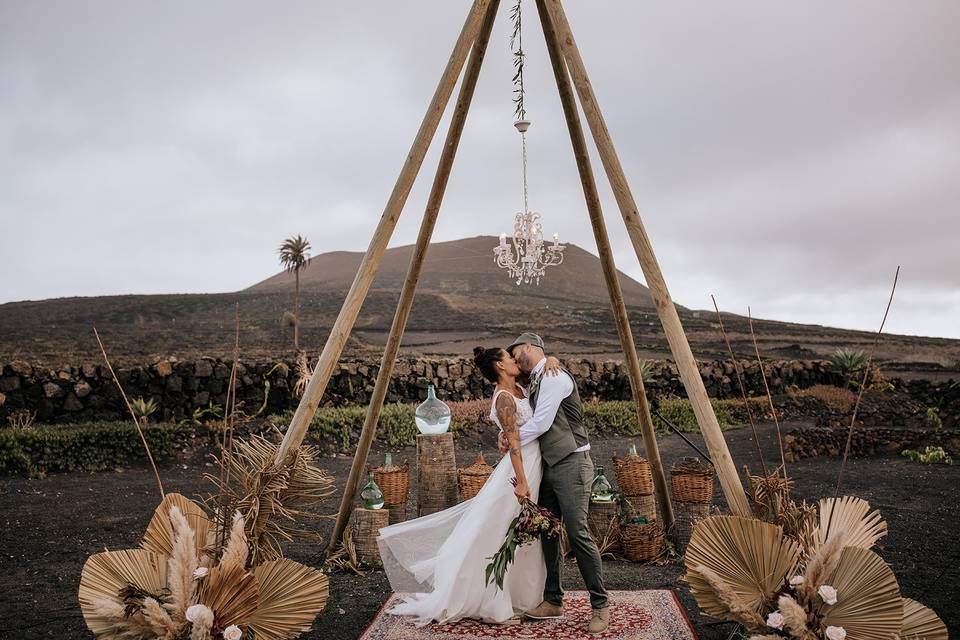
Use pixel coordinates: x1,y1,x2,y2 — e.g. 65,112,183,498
493,1,564,286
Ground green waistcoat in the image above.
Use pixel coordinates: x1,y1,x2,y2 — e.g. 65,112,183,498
529,369,590,466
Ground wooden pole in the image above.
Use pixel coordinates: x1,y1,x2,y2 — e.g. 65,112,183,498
534,0,674,531
275,0,493,462
326,0,500,554
541,0,750,517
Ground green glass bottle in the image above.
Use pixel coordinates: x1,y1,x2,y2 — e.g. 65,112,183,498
360,472,385,509
591,465,614,502
384,452,393,468
415,384,451,434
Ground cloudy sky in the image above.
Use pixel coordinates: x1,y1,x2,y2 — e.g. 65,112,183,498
2,1,958,338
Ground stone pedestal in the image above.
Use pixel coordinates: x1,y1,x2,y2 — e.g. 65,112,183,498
416,432,458,517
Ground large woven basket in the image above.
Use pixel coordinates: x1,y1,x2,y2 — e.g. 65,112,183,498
587,500,622,554
621,521,665,562
458,452,494,502
352,507,389,565
372,461,409,506
670,458,714,504
674,501,711,551
613,454,654,497
622,493,658,523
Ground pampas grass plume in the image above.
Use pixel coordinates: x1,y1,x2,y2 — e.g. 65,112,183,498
802,529,847,602
168,506,199,618
218,511,249,573
188,605,214,640
778,594,817,640
693,563,765,628
143,597,179,638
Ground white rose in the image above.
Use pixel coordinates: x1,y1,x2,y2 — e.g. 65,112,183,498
818,584,838,605
193,567,209,580
185,603,212,623
766,611,785,630
825,625,847,640
222,624,243,640
789,574,805,587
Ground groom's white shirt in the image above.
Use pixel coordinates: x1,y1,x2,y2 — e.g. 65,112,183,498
517,357,591,452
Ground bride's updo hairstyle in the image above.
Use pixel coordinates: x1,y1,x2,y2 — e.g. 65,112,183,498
473,346,506,383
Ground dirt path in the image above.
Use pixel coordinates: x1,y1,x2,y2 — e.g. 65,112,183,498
2,422,957,638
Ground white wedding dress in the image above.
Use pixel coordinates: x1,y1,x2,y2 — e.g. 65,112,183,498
377,387,546,625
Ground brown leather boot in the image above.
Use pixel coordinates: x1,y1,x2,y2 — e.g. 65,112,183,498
588,607,610,634
524,600,564,620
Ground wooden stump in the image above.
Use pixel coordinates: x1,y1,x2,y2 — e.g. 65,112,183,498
386,502,407,525
588,500,621,555
417,432,458,517
674,501,711,552
352,507,389,565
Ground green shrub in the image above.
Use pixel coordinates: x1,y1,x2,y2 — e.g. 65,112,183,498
902,446,952,465
925,407,943,430
0,421,190,475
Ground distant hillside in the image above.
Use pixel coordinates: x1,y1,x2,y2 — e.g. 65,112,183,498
1,236,958,376
248,235,662,311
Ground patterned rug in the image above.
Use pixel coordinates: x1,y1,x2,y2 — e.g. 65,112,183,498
359,590,697,640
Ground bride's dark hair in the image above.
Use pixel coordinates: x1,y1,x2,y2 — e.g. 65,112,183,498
473,346,506,384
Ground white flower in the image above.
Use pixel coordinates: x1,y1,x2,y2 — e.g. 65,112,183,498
185,603,212,623
818,584,838,605
766,611,785,630
193,567,209,580
825,625,847,640
222,625,243,640
789,574,805,587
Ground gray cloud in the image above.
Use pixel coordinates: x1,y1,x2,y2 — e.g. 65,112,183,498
1,1,958,338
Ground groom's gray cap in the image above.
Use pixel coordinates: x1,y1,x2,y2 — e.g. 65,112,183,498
507,332,545,354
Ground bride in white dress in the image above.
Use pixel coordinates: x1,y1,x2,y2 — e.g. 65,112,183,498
377,347,562,625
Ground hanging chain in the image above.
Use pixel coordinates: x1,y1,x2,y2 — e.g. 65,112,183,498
520,131,529,213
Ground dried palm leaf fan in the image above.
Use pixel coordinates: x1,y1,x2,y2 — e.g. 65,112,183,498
813,496,887,554
79,549,169,637
142,492,212,557
250,559,331,640
684,515,800,623
899,597,948,640
820,546,903,640
206,434,335,564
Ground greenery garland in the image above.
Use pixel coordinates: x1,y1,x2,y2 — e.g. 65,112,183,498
509,0,526,120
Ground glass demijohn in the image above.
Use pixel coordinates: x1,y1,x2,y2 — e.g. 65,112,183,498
415,385,451,435
627,443,638,457
360,472,385,510
591,465,614,502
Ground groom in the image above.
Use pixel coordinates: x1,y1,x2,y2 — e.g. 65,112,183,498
502,332,610,635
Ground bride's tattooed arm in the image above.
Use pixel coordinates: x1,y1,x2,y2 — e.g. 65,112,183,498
496,393,530,503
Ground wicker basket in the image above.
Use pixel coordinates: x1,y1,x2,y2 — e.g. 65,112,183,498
352,507,389,565
386,501,407,525
621,521,665,562
622,493,658,523
588,500,622,554
613,454,654,497
670,458,714,504
458,452,494,502
417,432,458,517
674,501,711,551
372,461,409,506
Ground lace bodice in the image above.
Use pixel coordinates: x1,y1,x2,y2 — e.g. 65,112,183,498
489,387,533,431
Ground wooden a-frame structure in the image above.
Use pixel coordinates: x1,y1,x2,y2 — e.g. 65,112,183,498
273,0,752,553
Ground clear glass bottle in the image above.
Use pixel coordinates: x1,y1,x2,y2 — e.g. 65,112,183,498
627,443,638,457
415,384,451,435
591,465,614,502
360,472,385,509
384,452,393,469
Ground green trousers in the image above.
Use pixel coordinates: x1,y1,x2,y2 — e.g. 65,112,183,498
539,450,608,610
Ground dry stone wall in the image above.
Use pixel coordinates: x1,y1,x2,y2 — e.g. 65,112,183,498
0,356,845,424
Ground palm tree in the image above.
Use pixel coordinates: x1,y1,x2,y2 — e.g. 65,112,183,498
278,235,312,349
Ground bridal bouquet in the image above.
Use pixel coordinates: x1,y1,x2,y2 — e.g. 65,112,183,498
484,483,562,590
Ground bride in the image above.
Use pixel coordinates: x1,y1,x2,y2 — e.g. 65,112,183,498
376,346,562,625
